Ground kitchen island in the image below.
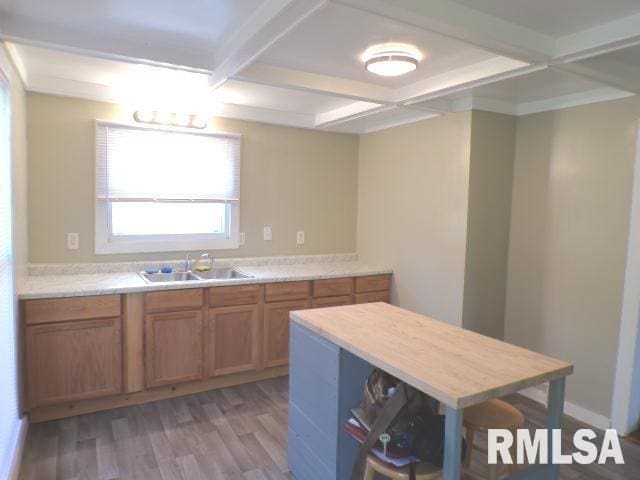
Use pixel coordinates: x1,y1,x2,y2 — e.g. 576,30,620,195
288,302,573,480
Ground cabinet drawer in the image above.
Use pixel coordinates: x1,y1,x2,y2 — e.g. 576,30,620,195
312,295,353,308
355,274,391,293
24,295,121,325
145,288,203,313
313,278,353,298
355,291,390,304
265,281,311,302
209,284,262,307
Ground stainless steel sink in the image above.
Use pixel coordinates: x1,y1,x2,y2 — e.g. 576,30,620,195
139,268,253,283
140,271,200,283
193,268,253,280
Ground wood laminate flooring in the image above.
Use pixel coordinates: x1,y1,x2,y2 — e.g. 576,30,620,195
19,378,640,479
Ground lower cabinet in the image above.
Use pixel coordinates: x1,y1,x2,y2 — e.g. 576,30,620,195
355,291,391,304
207,304,260,377
145,310,204,388
312,295,353,308
263,299,311,368
26,317,122,407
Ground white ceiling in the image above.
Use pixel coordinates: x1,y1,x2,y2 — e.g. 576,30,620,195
451,0,640,37
259,3,496,88
2,0,640,133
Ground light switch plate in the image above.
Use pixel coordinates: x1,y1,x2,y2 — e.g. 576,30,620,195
239,232,246,245
263,226,272,241
67,232,79,250
296,231,305,245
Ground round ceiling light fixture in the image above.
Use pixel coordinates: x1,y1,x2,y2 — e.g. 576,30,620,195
361,43,423,77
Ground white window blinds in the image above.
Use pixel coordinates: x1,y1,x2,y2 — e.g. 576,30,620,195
0,73,20,477
96,122,241,202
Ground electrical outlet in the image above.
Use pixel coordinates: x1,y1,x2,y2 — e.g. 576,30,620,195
67,232,79,250
239,232,246,245
263,226,272,241
296,231,305,245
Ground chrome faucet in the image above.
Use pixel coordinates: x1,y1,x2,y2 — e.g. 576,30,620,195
185,253,192,272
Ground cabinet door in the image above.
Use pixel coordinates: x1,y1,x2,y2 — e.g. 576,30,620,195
26,318,122,408
207,305,260,377
263,299,310,368
145,310,203,388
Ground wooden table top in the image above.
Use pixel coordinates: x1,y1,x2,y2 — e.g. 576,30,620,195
290,302,573,409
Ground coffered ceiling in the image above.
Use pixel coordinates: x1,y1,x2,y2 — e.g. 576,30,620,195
1,0,639,133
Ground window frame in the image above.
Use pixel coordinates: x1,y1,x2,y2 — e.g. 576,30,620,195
94,120,240,254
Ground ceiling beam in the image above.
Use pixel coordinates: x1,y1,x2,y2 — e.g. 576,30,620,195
314,103,393,127
399,61,545,106
554,12,640,62
208,0,328,89
231,63,395,104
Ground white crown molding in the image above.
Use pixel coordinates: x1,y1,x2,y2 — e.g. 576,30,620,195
359,111,440,134
315,101,385,126
515,87,634,116
3,43,27,85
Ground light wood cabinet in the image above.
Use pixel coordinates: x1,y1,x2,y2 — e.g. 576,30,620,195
209,284,262,307
313,278,353,298
26,317,122,407
355,274,391,293
145,310,203,388
265,281,311,302
145,288,203,313
207,304,260,376
22,274,391,420
24,294,121,325
355,291,391,304
312,295,353,308
263,299,310,367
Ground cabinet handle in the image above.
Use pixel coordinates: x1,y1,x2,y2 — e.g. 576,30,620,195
70,306,85,311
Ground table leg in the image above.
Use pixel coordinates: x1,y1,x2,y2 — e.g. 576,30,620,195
547,378,566,480
443,406,463,480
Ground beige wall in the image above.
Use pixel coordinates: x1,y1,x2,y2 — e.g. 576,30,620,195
357,113,472,325
27,93,359,263
6,47,28,280
505,96,640,417
462,111,516,338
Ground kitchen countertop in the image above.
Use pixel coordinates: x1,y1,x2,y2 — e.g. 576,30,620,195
291,302,573,408
18,256,392,300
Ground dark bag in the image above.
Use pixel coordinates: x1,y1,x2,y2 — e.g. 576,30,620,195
350,369,465,480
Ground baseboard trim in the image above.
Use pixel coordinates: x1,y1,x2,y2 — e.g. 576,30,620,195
28,366,289,423
519,386,611,431
7,416,28,480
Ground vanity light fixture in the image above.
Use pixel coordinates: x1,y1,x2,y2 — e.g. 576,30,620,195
361,43,423,77
133,109,208,129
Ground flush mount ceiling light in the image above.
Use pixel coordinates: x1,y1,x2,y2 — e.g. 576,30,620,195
361,43,423,77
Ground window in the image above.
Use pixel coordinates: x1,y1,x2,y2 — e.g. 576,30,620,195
95,121,240,253
0,68,21,477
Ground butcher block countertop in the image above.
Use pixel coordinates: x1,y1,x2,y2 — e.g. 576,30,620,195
290,302,574,409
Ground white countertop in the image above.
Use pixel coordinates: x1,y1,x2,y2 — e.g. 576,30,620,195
18,256,392,300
